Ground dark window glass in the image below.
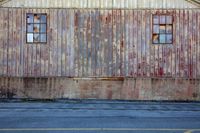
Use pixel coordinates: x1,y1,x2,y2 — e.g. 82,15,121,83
153,34,159,44
160,34,166,43
160,15,166,24
41,34,47,42
34,14,40,23
34,24,40,33
166,34,173,43
27,14,33,23
27,33,33,43
27,24,33,32
153,25,159,33
166,25,172,33
166,16,172,24
41,15,47,23
153,16,159,24
33,34,40,42
159,25,166,33
40,24,46,33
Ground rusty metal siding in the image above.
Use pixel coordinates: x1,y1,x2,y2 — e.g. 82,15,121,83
0,8,200,78
1,0,199,9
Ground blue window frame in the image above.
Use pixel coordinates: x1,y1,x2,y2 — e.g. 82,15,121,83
152,14,173,44
26,13,47,43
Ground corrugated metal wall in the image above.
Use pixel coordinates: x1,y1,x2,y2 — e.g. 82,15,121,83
2,0,199,9
0,8,200,78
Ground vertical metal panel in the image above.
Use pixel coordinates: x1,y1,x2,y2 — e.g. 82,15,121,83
74,9,79,77
121,10,125,76
95,9,101,76
50,8,56,76
175,9,179,77
23,9,28,76
90,10,96,76
115,10,121,76
128,10,134,76
57,9,62,76
49,9,53,76
16,9,21,76
141,10,146,76
107,10,113,76
52,9,58,76
112,10,117,76
62,9,67,76
86,10,92,76
0,9,8,76
197,10,200,77
68,9,75,77
146,10,151,77
171,10,176,77
8,8,13,76
77,9,83,77
32,9,37,76
0,10,3,75
44,8,50,76
189,10,193,77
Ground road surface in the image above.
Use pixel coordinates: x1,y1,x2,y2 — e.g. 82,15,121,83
0,100,200,133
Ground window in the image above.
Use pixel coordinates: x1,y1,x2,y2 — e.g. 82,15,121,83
152,14,173,44
26,13,47,43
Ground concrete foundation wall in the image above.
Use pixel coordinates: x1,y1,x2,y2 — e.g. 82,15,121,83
0,77,199,100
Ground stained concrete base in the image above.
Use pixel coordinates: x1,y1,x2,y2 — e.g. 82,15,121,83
0,77,200,100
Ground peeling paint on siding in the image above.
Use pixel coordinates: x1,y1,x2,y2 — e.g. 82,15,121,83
0,8,200,78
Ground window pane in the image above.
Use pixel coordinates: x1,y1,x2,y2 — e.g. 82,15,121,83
34,14,40,23
41,34,47,42
166,34,173,43
153,15,159,24
34,24,40,33
27,33,33,43
41,15,47,23
40,24,46,33
33,34,40,42
27,23,33,32
27,14,33,23
166,25,172,33
159,25,166,33
160,34,166,43
166,16,172,24
160,15,166,24
153,34,159,44
153,25,159,33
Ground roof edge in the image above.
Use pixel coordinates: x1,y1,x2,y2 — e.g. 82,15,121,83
0,0,200,9
186,0,200,7
0,0,11,6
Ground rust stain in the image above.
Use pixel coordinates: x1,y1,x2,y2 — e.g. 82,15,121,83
107,90,113,99
74,12,79,27
120,40,124,48
159,67,164,76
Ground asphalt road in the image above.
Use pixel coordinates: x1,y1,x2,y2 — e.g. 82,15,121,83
0,100,200,133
